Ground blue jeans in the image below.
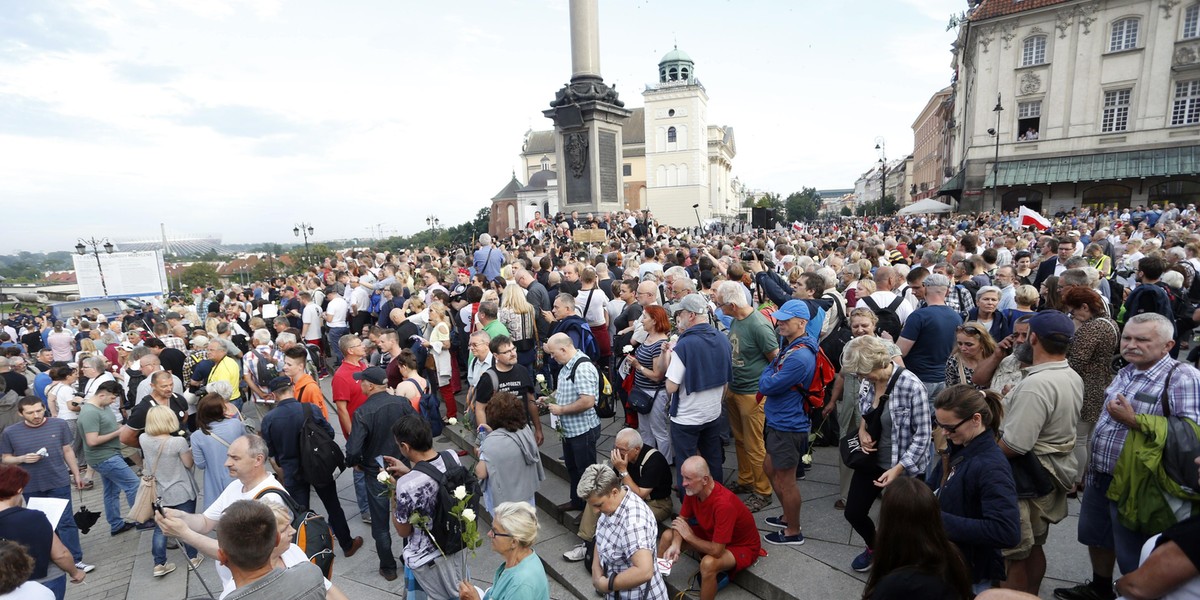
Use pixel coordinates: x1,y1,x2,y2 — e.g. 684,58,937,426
153,498,197,566
671,418,725,492
91,454,141,533
353,469,369,516
41,575,66,600
363,471,397,573
26,486,82,562
328,327,350,365
562,425,601,509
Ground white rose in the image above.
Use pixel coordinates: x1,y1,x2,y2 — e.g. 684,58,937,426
453,485,468,501
461,508,476,522
622,345,633,354
447,417,458,426
669,334,679,343
377,471,391,484
535,374,546,383
801,453,813,467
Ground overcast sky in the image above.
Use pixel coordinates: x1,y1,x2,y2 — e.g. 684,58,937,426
0,0,964,253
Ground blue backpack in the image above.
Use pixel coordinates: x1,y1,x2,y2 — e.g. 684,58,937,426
407,377,443,437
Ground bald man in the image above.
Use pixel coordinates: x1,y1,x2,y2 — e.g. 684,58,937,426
658,457,763,600
539,333,601,512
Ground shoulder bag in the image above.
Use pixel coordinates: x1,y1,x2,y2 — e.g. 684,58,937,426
840,367,904,470
129,439,167,523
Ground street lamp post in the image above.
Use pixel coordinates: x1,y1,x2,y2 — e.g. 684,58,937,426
875,137,887,216
75,237,115,296
293,223,314,266
425,215,441,231
692,203,703,230
987,94,1004,214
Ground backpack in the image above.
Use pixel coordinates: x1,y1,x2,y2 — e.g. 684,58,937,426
861,296,904,341
409,377,444,437
566,356,616,418
1159,283,1196,335
411,450,481,557
1107,277,1126,320
562,320,600,363
758,338,835,413
255,487,336,579
298,403,345,487
819,294,853,372
252,349,281,387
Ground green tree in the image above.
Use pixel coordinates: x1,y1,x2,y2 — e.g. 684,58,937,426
785,187,821,223
251,260,277,281
179,263,219,290
308,243,333,264
840,206,853,217
742,195,756,209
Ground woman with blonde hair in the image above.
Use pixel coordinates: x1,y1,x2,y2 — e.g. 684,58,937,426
426,302,456,421
945,322,998,389
139,406,199,577
457,502,550,600
498,284,539,370
840,335,931,573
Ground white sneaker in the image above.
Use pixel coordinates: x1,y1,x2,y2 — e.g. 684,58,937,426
189,557,204,570
563,543,587,562
153,563,176,577
75,562,96,574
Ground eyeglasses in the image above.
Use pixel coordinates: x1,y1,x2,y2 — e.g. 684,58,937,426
933,414,974,433
487,529,512,539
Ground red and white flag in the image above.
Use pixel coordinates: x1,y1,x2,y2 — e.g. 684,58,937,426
1018,206,1050,230
792,221,803,232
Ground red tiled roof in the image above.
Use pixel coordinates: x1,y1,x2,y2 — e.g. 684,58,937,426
970,0,1073,21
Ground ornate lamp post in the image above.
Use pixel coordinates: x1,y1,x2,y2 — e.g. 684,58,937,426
293,223,314,265
875,137,887,216
987,94,1004,213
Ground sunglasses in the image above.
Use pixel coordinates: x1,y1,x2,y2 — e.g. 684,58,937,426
933,414,974,434
956,326,983,335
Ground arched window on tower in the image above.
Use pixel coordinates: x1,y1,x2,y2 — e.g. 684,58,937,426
667,127,677,143
540,156,550,171
669,67,678,81
680,67,690,81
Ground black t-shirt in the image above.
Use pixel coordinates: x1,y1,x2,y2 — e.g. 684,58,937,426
159,348,186,381
21,331,43,353
283,298,303,329
128,394,190,434
2,371,28,397
868,567,962,600
629,444,673,501
474,364,534,405
1158,513,1200,570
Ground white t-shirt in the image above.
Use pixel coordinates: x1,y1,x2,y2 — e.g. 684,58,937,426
575,288,608,327
301,303,323,341
49,383,79,422
217,545,332,600
2,581,54,600
1133,534,1200,599
325,297,349,328
638,262,664,280
855,291,914,325
203,475,288,589
665,350,724,426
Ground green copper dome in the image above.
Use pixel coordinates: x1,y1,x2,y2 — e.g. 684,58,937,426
658,46,694,83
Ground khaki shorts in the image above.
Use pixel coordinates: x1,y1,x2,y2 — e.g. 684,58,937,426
1003,488,1069,560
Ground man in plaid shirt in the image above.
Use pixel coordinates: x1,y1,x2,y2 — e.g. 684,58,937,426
1055,313,1200,600
541,332,601,512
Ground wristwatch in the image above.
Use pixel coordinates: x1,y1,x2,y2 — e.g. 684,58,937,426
619,471,629,478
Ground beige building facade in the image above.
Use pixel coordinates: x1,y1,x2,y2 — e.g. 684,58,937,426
949,0,1200,215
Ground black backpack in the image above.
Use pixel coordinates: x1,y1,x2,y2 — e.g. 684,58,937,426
820,294,853,371
411,450,481,557
253,349,281,387
566,357,615,418
255,487,336,579
298,403,345,486
862,296,905,341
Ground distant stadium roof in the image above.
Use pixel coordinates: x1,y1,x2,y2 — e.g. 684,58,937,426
115,234,228,256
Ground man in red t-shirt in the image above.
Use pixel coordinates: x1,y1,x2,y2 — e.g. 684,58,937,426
658,456,764,600
332,334,371,523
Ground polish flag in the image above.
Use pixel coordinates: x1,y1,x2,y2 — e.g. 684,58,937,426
1019,206,1050,230
792,221,803,232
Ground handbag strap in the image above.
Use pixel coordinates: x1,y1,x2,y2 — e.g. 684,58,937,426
879,366,906,409
1161,362,1182,418
147,436,168,478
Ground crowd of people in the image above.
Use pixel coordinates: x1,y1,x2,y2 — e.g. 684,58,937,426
2,204,1200,600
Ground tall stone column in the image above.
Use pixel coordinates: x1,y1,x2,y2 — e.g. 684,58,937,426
544,0,630,215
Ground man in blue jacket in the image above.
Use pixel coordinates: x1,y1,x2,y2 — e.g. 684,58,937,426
666,294,732,492
758,300,815,546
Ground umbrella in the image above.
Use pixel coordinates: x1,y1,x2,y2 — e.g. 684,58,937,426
73,487,101,534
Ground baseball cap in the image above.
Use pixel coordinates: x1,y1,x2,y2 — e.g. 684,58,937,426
266,376,293,393
1029,310,1075,342
353,366,388,386
677,294,709,315
771,299,811,322
165,311,182,320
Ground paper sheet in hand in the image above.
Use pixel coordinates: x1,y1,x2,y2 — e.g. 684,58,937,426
26,497,69,529
260,304,279,319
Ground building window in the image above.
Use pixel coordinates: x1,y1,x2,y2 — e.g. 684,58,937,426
622,163,631,177
667,126,677,143
1021,35,1047,66
1173,79,1200,125
1150,180,1200,204
1109,18,1139,52
668,67,678,81
1102,88,1131,132
1017,101,1041,140
1185,4,1199,39
540,157,550,171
